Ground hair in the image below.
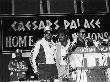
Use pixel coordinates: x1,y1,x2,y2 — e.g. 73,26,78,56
77,26,86,33
57,27,69,36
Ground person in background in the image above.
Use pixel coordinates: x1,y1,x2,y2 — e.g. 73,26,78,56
105,34,110,82
71,28,94,82
8,49,28,81
30,26,58,82
106,34,110,46
76,28,94,47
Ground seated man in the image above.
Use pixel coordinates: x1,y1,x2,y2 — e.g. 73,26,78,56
8,49,28,81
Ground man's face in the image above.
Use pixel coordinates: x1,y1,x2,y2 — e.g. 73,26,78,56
44,30,52,41
58,32,66,42
78,29,86,39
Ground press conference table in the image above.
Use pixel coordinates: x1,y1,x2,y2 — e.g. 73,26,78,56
69,46,110,82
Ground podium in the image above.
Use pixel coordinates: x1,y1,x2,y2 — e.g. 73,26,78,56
70,46,110,69
69,46,110,82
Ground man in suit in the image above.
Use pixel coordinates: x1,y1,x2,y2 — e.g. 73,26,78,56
76,28,94,47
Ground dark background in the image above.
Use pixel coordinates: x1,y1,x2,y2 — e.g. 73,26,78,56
0,0,110,14
0,0,110,82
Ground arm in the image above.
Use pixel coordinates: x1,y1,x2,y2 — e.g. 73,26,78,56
30,41,40,74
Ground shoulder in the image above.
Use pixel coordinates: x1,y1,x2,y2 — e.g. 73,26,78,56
31,38,44,52
33,38,43,47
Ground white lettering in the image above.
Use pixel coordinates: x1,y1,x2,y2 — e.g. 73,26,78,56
84,19,90,28
77,19,80,27
97,33,104,40
90,19,95,28
95,19,100,28
54,20,59,30
6,36,12,47
38,21,45,30
91,33,97,40
70,20,77,29
11,21,17,31
25,21,31,30
12,36,19,47
18,21,25,31
46,20,52,27
19,36,27,47
32,20,38,30
29,36,33,46
64,20,70,29
5,36,33,47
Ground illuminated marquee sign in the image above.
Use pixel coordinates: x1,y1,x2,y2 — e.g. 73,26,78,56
1,15,110,52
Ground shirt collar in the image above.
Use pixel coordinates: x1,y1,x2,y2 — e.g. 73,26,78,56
58,39,70,46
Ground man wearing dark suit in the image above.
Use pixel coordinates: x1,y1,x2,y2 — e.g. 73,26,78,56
76,28,94,47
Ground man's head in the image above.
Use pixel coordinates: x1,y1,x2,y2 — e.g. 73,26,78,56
57,27,69,42
44,26,52,42
78,28,86,40
15,49,22,58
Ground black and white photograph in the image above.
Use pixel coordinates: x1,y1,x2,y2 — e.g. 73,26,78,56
0,0,110,82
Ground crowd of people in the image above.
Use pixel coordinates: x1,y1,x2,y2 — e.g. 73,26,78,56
8,26,110,82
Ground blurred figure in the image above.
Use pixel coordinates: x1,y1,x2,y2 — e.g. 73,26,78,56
8,49,28,81
106,34,110,46
105,34,110,82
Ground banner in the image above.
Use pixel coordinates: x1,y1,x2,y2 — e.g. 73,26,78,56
1,15,110,52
